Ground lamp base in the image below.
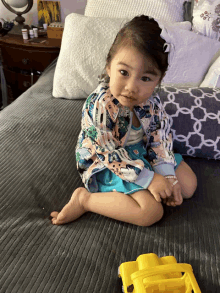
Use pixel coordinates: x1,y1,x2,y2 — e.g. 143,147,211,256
8,23,30,35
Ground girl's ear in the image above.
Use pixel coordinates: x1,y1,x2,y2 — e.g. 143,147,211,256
106,65,111,77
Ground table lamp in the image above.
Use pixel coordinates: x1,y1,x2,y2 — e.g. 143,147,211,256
1,0,33,34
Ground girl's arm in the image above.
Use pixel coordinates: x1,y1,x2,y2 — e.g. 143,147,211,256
147,95,176,177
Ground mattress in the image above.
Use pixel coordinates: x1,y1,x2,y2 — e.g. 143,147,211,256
0,59,219,292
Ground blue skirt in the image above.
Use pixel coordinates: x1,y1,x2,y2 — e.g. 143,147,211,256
96,140,183,195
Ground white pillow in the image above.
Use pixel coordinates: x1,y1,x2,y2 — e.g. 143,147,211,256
53,13,220,99
85,0,188,23
160,22,220,87
53,13,129,99
200,55,220,87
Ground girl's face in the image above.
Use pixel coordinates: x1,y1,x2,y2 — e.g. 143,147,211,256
106,45,162,110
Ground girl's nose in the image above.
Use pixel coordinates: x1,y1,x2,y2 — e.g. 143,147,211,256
125,78,138,94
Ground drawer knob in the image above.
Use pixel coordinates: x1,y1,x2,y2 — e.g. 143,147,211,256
22,58,30,65
23,81,31,88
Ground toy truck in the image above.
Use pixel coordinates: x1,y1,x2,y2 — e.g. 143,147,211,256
118,253,201,293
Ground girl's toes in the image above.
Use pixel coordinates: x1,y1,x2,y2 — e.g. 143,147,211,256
50,211,59,218
50,211,61,225
51,214,64,225
51,217,58,225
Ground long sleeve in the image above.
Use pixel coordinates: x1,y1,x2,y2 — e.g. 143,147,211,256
147,95,176,176
76,85,154,190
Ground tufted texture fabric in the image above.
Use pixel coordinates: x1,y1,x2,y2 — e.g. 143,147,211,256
85,0,188,22
161,86,220,160
0,59,220,293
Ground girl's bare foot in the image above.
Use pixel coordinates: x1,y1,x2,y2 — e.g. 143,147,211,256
50,187,90,225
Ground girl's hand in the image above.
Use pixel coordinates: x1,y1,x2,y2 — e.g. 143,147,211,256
148,173,172,203
163,178,183,206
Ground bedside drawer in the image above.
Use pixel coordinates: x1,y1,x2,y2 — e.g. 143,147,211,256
17,73,39,91
4,68,39,91
4,67,16,85
0,34,60,103
1,45,59,71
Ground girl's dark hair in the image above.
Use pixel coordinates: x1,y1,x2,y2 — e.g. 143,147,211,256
100,15,168,92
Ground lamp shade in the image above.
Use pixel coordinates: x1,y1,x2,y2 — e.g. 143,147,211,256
7,0,28,8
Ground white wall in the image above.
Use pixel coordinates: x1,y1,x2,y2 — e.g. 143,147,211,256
0,0,87,26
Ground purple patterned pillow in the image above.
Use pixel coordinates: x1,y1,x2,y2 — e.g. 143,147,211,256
160,86,220,160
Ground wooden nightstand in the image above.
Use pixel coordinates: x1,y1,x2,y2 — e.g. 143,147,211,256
0,34,61,105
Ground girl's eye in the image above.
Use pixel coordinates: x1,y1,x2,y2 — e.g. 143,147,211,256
120,70,128,76
141,76,151,82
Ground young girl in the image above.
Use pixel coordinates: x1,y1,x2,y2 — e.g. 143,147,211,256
51,15,197,227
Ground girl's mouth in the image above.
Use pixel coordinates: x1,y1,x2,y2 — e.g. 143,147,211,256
122,95,136,100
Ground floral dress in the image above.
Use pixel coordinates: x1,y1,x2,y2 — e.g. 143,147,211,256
96,124,183,195
76,82,182,193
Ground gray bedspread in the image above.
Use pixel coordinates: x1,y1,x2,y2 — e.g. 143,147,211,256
0,59,220,292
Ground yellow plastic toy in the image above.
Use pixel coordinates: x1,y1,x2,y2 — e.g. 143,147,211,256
118,253,201,293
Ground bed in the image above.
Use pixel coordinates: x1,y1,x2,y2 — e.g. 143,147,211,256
0,1,220,292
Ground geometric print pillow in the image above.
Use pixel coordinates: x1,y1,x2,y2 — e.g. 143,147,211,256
160,86,220,160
